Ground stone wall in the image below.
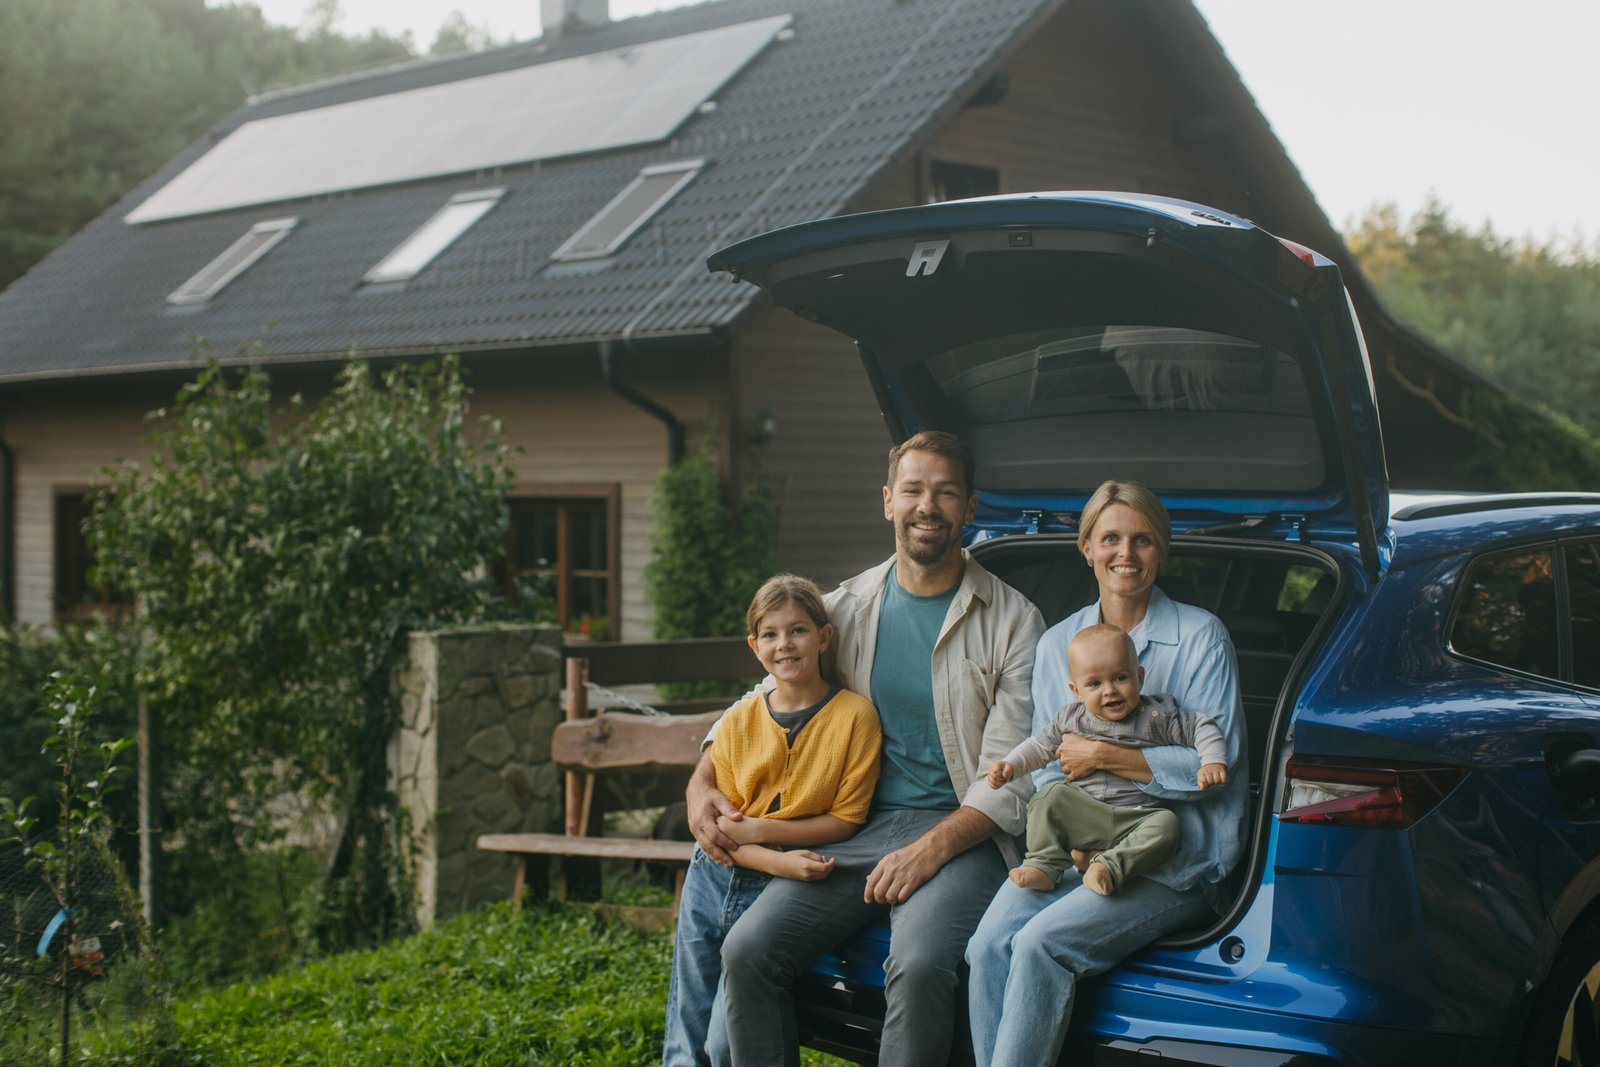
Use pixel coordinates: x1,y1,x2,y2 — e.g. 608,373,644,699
392,624,564,928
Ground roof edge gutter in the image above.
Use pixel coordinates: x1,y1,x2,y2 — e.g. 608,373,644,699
600,340,685,465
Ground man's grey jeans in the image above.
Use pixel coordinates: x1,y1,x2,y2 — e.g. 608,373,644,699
708,807,1009,1067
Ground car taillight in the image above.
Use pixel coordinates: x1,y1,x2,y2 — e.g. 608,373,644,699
1280,756,1465,829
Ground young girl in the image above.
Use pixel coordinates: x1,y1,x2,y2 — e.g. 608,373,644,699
662,574,881,1067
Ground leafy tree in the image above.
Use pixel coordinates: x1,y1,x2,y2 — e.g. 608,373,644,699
1348,199,1600,487
89,355,513,955
0,0,412,289
646,434,777,643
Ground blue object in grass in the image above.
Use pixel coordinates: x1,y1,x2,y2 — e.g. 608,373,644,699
37,907,69,956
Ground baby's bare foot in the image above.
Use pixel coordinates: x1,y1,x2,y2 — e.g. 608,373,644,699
1070,848,1101,873
1008,866,1055,891
1083,862,1115,896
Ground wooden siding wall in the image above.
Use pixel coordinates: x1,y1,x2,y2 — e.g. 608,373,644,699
919,0,1235,203
732,0,1245,592
733,310,894,590
3,381,173,626
1,358,720,640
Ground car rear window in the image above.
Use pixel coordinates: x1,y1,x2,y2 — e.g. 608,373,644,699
1449,548,1559,680
1568,543,1600,688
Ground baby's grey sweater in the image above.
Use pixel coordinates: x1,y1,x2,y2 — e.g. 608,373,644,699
1004,693,1227,808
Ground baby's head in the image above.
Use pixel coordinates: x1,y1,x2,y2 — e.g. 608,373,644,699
1066,624,1145,723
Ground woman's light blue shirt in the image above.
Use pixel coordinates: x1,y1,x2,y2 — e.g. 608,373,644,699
1030,586,1246,903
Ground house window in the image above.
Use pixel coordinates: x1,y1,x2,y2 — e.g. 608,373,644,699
167,217,297,304
504,489,619,634
363,188,504,284
551,160,703,261
55,492,120,619
927,160,999,203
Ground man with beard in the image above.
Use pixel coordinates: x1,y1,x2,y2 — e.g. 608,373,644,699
685,430,1045,1067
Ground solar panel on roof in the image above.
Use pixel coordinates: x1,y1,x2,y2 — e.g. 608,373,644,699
126,15,792,225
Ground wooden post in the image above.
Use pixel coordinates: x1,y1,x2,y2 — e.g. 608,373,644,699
561,656,601,900
137,693,157,927
564,657,588,836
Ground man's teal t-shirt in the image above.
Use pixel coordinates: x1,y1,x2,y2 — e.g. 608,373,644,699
870,567,958,811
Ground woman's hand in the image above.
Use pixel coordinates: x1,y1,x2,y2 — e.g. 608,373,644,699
1057,732,1155,784
1056,732,1107,781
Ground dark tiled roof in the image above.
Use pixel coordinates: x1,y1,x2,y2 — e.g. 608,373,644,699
0,0,1062,381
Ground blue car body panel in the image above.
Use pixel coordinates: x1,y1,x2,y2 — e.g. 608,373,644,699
706,195,1600,1065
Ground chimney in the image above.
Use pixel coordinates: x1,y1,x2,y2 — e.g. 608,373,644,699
541,0,609,39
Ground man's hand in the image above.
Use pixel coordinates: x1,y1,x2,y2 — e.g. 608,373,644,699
1198,762,1228,790
986,760,1015,789
686,752,742,865
862,807,1000,905
864,836,946,905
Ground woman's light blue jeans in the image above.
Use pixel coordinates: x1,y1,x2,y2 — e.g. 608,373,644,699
662,847,770,1067
964,870,1214,1066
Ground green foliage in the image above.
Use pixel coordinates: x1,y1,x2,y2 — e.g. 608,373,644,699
0,624,138,849
89,355,514,960
1348,199,1600,487
81,902,674,1066
1,672,162,1067
0,0,413,288
645,431,776,697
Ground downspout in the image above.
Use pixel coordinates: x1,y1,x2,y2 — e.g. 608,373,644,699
600,339,685,465
0,428,13,623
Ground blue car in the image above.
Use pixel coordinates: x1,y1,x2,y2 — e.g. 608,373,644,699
708,192,1600,1066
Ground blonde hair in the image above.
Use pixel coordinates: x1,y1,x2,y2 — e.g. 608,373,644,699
746,573,830,635
1077,479,1171,560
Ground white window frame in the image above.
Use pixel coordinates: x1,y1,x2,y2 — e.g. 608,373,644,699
167,217,297,305
363,188,505,285
550,159,703,262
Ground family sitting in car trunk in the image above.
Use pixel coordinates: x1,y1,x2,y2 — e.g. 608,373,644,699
665,430,1246,1067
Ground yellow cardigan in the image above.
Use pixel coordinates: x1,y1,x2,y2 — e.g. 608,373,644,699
711,688,881,825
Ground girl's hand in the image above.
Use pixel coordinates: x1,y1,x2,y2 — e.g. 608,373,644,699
1198,763,1229,789
717,814,765,845
778,850,836,881
986,760,1015,788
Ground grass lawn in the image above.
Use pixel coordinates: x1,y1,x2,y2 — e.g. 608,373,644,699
62,899,853,1066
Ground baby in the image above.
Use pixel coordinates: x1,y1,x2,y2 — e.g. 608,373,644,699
988,623,1228,895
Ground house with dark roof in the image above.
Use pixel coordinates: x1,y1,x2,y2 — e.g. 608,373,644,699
0,0,1500,635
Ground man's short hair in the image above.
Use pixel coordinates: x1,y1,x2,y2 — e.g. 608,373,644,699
886,431,975,495
746,573,830,636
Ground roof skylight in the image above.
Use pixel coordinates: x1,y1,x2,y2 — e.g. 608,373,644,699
551,160,703,262
364,188,504,285
167,217,297,305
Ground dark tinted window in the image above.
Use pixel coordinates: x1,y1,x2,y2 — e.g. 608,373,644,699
1568,543,1600,688
1449,549,1558,679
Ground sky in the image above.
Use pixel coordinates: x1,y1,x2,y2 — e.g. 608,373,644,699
233,0,1600,243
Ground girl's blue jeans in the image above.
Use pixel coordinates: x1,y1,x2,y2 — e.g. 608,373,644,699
662,846,770,1067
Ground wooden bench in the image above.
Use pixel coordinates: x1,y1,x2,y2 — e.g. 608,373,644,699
476,637,752,920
